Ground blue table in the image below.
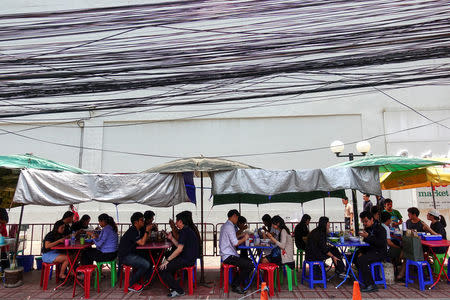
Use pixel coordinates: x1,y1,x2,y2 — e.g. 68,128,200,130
330,241,369,288
238,244,273,291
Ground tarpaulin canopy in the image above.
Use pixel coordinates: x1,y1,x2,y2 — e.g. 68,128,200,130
0,154,89,208
211,167,380,205
332,155,445,173
13,169,188,207
380,167,450,190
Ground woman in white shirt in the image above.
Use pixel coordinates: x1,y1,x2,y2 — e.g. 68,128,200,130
265,215,295,269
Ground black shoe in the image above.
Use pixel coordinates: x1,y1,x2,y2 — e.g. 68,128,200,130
361,284,378,293
231,286,246,294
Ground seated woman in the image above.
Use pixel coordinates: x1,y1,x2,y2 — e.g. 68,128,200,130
42,220,70,280
169,210,202,260
294,214,311,251
305,216,346,277
82,214,118,265
71,214,91,233
265,215,295,270
424,209,447,254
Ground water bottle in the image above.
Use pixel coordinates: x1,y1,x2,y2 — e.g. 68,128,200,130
71,232,76,246
402,222,407,236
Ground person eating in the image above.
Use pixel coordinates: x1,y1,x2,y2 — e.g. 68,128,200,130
118,212,153,293
160,212,199,298
41,220,70,280
81,214,118,265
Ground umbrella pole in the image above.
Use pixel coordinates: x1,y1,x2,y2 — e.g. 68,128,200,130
430,183,436,209
114,204,119,223
200,171,205,284
13,204,25,267
239,202,241,213
351,189,359,233
323,198,325,216
172,206,175,220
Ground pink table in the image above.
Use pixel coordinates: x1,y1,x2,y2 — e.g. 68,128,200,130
51,243,92,290
421,239,450,288
137,241,172,288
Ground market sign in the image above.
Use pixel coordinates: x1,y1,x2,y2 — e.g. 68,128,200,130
417,185,450,209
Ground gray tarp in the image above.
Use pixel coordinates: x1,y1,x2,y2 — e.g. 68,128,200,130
13,169,189,207
211,167,381,196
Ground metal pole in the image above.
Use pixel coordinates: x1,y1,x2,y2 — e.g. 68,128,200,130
200,171,205,283
239,202,241,213
430,183,436,209
322,198,325,216
348,153,359,232
114,204,119,223
14,205,25,262
172,206,175,220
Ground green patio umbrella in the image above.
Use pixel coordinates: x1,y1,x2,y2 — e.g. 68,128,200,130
0,154,89,174
332,155,445,173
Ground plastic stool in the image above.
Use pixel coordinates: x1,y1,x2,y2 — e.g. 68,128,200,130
220,264,236,293
95,259,117,288
301,261,327,289
73,265,99,299
179,265,196,295
40,262,60,290
370,262,387,289
257,263,281,297
296,249,304,271
285,264,298,291
405,260,433,291
432,253,447,275
118,264,133,293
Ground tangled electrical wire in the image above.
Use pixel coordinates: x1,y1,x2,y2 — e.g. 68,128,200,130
0,0,448,119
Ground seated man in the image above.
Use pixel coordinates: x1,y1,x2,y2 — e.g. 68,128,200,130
118,212,153,293
160,211,199,298
219,209,252,295
406,207,426,232
357,211,387,293
236,216,249,258
380,211,401,264
383,198,402,228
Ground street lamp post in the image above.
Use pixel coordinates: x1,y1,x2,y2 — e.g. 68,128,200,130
330,140,371,233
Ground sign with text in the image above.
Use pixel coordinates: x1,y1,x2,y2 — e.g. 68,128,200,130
417,186,450,209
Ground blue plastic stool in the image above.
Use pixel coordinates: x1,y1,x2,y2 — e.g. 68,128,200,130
301,261,326,289
370,262,387,289
405,260,433,291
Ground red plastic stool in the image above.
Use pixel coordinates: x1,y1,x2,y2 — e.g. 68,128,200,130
179,265,197,295
118,265,133,293
257,263,280,297
220,264,236,293
72,265,99,299
40,262,61,290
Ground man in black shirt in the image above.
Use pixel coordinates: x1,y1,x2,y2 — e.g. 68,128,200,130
160,211,199,298
357,211,387,293
362,194,373,213
118,212,153,293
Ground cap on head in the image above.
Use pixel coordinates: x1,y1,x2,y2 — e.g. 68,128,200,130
428,209,440,218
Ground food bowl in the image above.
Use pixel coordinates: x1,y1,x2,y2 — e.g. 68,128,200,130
328,237,339,243
348,237,360,242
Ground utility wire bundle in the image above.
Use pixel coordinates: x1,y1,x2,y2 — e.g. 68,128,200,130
0,0,448,119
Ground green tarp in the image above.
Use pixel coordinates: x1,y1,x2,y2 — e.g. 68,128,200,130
332,155,445,173
213,190,346,206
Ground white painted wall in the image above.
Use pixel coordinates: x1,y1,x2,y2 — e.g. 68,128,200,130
1,1,449,227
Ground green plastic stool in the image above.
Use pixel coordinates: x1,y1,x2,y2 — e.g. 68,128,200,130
285,264,298,291
432,253,447,275
94,260,117,288
295,249,304,271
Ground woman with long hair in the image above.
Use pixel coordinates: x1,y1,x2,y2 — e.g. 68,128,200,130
306,216,346,276
41,220,70,280
294,214,311,250
425,209,447,254
169,210,202,259
265,215,295,269
82,214,118,265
